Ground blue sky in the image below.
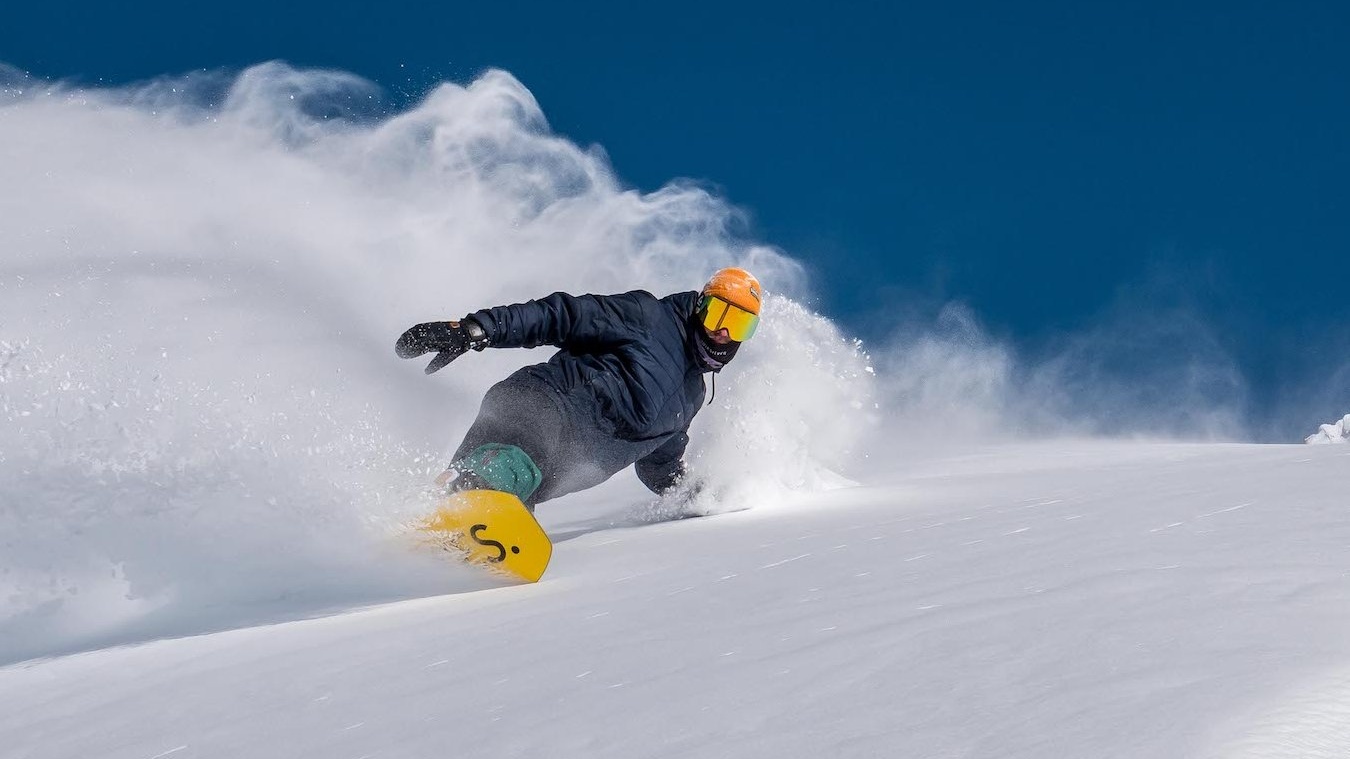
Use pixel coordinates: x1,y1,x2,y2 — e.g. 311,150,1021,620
4,1,1347,435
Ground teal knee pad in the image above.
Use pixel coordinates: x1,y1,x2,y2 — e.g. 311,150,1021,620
454,444,543,503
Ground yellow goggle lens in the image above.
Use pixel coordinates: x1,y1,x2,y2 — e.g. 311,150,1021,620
699,296,760,341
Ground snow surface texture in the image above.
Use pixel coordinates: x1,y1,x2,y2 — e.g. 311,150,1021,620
4,442,1350,759
5,63,1350,758
1305,414,1350,444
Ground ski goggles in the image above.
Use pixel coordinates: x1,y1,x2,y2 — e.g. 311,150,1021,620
697,295,760,341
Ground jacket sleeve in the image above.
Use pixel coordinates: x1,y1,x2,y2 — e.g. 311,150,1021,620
468,291,648,351
635,431,689,494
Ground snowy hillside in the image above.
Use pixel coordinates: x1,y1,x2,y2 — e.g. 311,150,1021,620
3,441,1350,759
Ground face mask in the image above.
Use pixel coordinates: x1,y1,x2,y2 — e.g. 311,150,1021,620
692,324,740,371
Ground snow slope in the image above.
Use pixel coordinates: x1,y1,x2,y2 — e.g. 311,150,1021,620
3,441,1349,759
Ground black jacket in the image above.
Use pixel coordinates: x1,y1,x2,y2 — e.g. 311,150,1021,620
468,290,709,495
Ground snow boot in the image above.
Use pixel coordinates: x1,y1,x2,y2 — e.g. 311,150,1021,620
442,443,543,507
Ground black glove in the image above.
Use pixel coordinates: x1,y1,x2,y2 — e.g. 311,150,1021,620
395,318,490,374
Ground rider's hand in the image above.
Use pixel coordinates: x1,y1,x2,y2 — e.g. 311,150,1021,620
395,318,490,374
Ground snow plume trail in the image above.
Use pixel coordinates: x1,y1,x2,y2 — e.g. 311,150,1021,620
681,296,875,514
0,62,872,663
871,276,1251,456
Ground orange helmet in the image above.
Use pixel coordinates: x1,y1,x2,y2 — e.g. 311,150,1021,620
698,267,762,342
701,267,762,315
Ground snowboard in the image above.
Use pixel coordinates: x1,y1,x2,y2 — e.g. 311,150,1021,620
417,489,553,582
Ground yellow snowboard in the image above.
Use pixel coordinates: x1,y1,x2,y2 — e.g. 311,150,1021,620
418,490,553,582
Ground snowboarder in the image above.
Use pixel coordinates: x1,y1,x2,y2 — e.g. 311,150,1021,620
395,268,762,510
